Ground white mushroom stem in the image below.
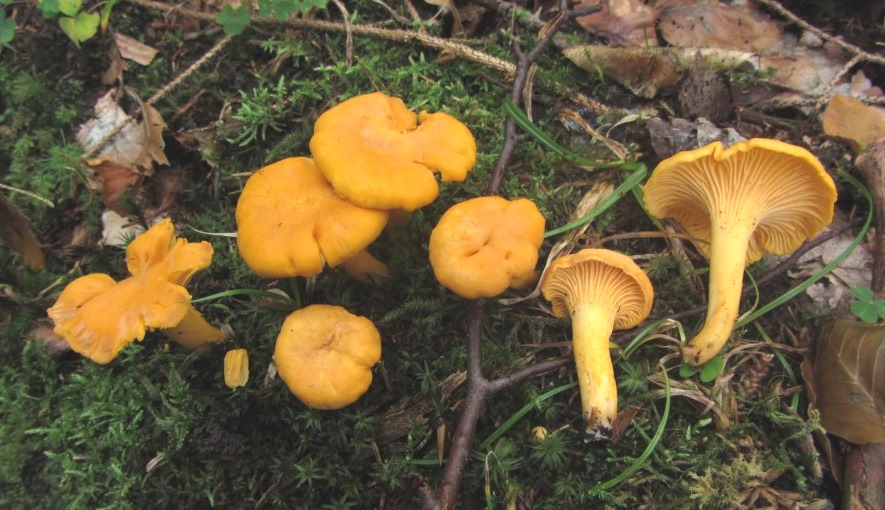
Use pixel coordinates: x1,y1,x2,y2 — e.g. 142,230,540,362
682,220,754,366
571,300,618,439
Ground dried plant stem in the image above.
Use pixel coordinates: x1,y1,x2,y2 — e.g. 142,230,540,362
0,183,54,208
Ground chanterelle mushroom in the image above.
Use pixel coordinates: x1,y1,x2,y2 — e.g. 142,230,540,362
47,219,221,364
643,139,837,366
235,157,389,278
309,92,477,211
274,304,382,410
429,196,546,299
540,249,654,439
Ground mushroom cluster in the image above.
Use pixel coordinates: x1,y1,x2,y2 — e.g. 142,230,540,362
47,218,226,364
232,92,478,409
533,138,836,438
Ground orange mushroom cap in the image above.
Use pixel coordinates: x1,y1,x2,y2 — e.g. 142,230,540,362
309,92,477,211
274,304,382,410
429,196,546,299
235,157,389,278
47,219,214,364
643,139,837,365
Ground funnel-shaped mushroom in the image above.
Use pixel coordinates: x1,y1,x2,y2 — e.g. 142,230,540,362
47,219,219,364
540,249,653,439
429,196,545,299
644,139,837,366
235,157,389,278
274,304,381,410
309,92,477,211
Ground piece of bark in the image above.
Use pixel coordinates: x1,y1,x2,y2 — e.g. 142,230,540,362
856,138,885,298
845,137,885,510
843,442,885,510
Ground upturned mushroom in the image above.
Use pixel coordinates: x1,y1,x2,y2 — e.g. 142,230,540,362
235,157,389,278
429,196,546,299
274,304,381,410
643,139,837,366
540,249,654,439
47,219,223,364
309,92,477,211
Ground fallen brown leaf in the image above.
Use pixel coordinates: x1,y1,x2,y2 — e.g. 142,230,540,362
26,323,71,355
563,45,683,98
658,1,781,53
145,167,186,218
87,160,142,213
575,0,658,47
0,192,46,270
76,89,169,174
805,319,885,444
113,32,159,66
822,94,885,154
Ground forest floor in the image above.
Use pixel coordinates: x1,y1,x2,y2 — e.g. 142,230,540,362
1,0,884,508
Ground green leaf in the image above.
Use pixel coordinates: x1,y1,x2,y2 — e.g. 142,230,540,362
37,0,61,18
58,0,82,17
100,0,120,33
272,0,296,20
58,11,99,47
0,11,15,45
216,5,250,36
699,355,725,383
293,0,328,13
852,285,875,301
851,300,879,324
874,299,885,319
257,0,274,18
679,363,699,378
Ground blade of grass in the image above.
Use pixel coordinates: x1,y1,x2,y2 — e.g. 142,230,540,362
617,318,677,362
504,100,641,170
191,288,297,307
589,363,671,495
544,165,647,238
478,382,577,451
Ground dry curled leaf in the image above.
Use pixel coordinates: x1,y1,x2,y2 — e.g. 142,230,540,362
822,94,885,154
803,319,885,444
658,1,781,53
113,32,158,66
575,0,658,47
76,89,169,173
0,192,45,269
76,90,169,212
563,45,754,99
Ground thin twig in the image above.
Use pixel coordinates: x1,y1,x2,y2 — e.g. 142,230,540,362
126,0,516,73
329,0,353,66
755,0,885,66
